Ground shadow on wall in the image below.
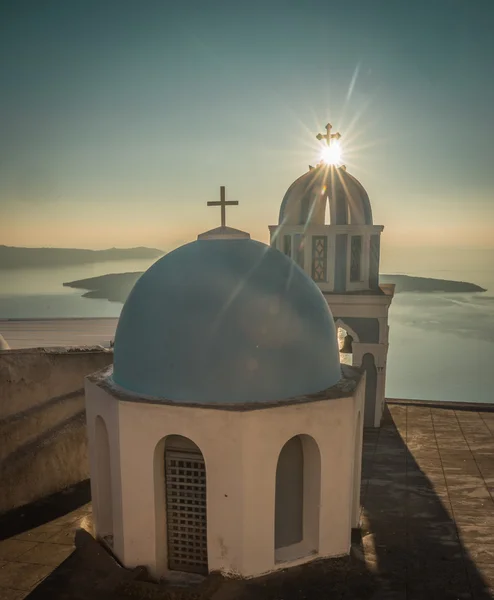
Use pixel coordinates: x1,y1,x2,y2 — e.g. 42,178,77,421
359,405,494,598
0,347,113,514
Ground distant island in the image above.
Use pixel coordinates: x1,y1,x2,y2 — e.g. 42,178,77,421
0,245,164,269
379,274,486,293
64,272,143,302
64,272,487,303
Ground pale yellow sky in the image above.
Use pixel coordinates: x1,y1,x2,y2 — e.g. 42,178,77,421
2,187,492,251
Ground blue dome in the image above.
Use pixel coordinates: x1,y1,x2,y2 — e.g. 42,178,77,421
113,237,341,405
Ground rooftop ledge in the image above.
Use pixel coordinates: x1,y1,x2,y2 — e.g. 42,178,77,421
87,364,363,411
387,397,494,412
0,345,112,355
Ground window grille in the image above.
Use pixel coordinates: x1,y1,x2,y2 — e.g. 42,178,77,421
369,235,380,288
165,451,208,574
311,236,328,282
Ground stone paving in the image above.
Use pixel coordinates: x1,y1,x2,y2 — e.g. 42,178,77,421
360,403,494,599
0,403,492,599
0,484,93,600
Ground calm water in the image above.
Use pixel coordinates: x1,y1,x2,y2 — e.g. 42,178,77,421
0,258,158,319
382,247,494,404
1,250,493,404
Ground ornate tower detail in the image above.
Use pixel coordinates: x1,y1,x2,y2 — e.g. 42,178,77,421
269,126,395,427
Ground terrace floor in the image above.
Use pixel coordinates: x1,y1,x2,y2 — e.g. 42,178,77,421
0,402,493,599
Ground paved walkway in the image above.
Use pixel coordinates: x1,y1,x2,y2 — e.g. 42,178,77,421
0,404,492,599
360,403,494,598
0,319,118,349
0,483,92,600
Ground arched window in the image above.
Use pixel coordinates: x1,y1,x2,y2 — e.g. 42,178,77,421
324,198,331,224
94,416,113,547
274,435,321,562
369,235,380,289
311,236,328,282
350,235,363,282
163,435,208,574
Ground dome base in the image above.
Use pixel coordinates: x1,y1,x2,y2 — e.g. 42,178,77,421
198,226,250,240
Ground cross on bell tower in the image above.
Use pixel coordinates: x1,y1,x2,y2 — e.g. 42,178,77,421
207,186,238,228
316,123,341,146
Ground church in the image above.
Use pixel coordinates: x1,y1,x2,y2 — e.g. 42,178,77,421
270,124,394,429
84,124,394,580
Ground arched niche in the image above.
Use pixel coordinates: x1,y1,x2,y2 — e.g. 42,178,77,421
154,435,208,576
94,415,113,547
274,434,321,562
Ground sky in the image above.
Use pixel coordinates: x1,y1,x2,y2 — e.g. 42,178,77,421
1,0,493,254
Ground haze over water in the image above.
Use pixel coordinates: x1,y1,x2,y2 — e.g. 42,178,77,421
381,246,494,405
1,245,493,405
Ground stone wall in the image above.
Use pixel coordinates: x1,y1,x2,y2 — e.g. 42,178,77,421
0,346,113,514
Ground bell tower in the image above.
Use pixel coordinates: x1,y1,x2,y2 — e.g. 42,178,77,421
269,125,395,427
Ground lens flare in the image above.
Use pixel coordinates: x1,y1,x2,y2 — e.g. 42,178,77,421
320,141,343,166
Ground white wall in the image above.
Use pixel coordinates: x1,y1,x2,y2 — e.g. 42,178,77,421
269,224,384,294
85,372,365,579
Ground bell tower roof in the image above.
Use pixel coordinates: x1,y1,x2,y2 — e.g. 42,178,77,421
278,163,373,227
270,124,385,295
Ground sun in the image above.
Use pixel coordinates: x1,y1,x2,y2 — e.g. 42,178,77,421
320,141,343,166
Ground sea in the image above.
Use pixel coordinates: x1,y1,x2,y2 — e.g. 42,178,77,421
0,247,493,404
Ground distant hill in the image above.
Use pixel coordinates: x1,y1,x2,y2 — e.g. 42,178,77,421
0,245,164,269
64,271,487,304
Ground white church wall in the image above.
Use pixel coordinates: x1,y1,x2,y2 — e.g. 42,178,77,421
352,343,387,368
115,398,245,578
240,394,360,577
0,347,112,514
86,374,365,580
269,224,384,295
326,296,391,320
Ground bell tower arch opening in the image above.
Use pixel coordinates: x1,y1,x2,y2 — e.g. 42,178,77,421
337,326,353,366
335,319,359,367
324,198,331,225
